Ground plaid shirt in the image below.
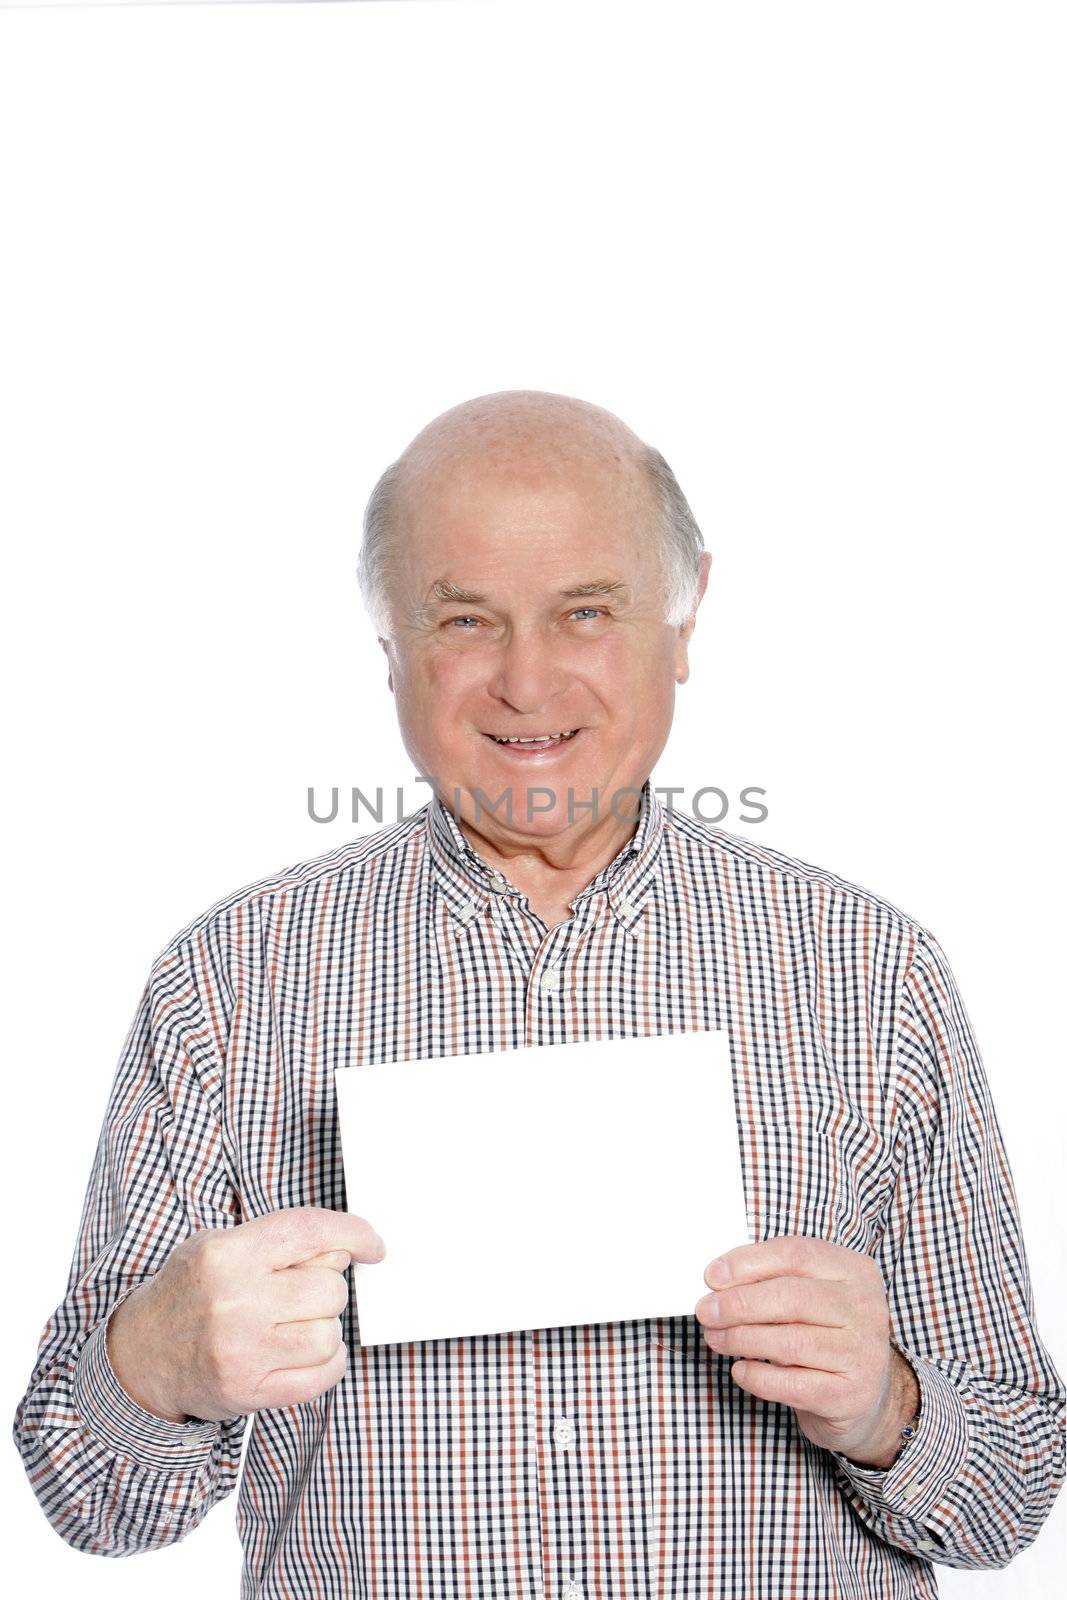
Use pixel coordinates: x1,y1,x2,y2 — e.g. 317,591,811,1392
13,782,1065,1597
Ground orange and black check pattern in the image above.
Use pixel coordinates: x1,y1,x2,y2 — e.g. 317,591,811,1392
13,782,1066,1596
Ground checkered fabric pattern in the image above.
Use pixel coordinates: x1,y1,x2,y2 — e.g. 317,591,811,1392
14,782,1065,1597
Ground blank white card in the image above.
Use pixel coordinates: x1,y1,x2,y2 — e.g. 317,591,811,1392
334,1028,749,1346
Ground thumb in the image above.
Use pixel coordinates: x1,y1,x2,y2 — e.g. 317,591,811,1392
253,1206,386,1269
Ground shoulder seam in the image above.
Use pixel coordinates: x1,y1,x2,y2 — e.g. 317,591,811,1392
152,808,432,969
661,809,928,936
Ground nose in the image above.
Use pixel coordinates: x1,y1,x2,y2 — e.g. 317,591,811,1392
487,623,570,715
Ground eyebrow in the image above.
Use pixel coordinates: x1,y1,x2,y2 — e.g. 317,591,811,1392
424,577,631,608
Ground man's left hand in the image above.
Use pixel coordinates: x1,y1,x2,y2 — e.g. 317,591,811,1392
694,1235,919,1466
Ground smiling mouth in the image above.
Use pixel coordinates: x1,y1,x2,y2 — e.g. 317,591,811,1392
482,728,581,749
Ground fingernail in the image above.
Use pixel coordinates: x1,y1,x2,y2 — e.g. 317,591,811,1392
705,1257,730,1285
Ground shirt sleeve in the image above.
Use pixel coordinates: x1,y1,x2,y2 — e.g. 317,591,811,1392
11,936,248,1555
829,927,1066,1569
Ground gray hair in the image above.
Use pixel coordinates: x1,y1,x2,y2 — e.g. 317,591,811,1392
357,444,704,639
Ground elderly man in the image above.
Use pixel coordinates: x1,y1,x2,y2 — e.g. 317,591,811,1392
14,390,1065,1597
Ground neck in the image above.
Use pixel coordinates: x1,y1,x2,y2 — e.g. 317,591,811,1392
449,785,646,887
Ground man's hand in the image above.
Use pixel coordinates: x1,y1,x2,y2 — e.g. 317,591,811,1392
106,1206,386,1424
694,1234,920,1466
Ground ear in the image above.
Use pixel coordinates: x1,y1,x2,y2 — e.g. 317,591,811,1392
674,551,712,684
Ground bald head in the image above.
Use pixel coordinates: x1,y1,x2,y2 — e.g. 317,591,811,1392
397,390,648,490
358,389,704,638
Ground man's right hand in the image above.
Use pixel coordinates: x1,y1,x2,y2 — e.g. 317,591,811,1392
105,1207,386,1423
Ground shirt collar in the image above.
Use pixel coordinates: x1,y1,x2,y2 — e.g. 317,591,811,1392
424,779,666,934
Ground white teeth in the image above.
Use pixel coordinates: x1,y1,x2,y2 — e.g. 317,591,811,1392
489,729,578,744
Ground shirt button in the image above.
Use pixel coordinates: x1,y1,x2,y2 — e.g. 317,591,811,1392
540,970,560,994
553,1418,574,1446
490,874,508,892
915,1538,935,1553
561,1583,583,1600
458,901,478,922
618,897,637,917
898,1482,920,1502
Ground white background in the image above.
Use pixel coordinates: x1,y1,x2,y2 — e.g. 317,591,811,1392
0,1,1063,1593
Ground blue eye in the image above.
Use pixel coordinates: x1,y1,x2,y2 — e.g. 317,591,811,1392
443,609,604,630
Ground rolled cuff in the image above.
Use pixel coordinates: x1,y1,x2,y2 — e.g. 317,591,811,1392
71,1288,220,1473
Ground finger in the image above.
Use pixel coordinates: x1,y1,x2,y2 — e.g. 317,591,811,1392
247,1206,386,1270
268,1315,345,1369
294,1249,352,1273
695,1274,850,1330
701,1320,853,1373
704,1234,856,1290
253,1343,350,1411
271,1262,349,1324
725,1355,845,1415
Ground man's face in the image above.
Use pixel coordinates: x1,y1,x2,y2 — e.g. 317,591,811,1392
380,441,703,846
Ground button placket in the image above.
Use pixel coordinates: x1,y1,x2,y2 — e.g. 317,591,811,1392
529,917,570,1000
